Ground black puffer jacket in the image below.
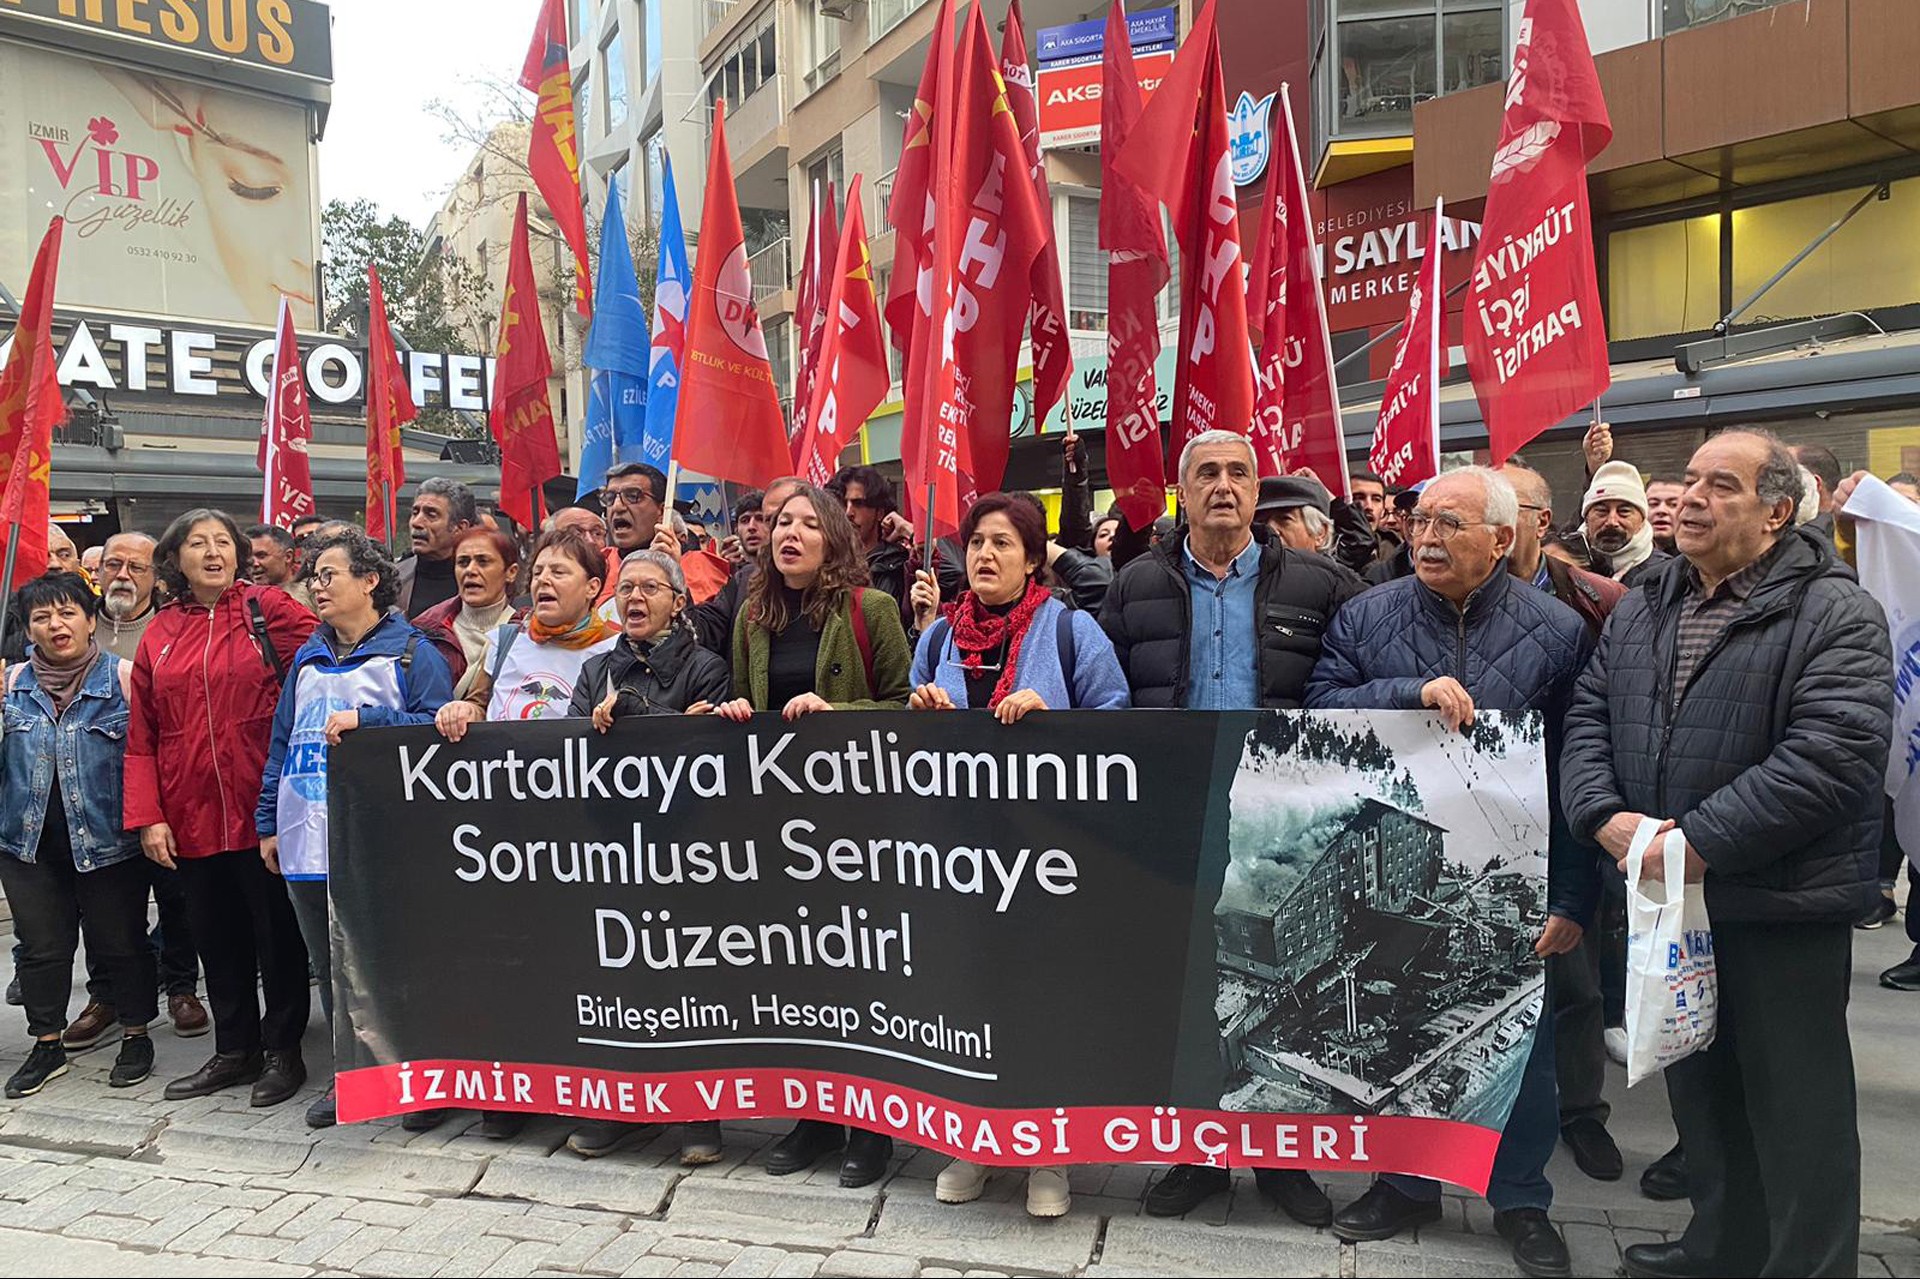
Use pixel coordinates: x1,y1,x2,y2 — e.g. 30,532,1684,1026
1561,529,1892,924
1097,527,1364,708
567,626,732,719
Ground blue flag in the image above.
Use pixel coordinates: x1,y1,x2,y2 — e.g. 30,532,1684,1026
640,154,689,471
579,174,650,498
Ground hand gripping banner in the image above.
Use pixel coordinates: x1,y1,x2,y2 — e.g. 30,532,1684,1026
330,710,1553,1193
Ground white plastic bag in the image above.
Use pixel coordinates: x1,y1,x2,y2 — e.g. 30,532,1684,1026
1623,817,1718,1086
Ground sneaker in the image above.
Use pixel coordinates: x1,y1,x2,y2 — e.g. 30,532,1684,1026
60,1000,119,1052
307,1084,338,1129
1857,894,1898,929
568,1120,645,1158
109,1032,154,1088
5,1040,68,1098
1026,1168,1071,1218
1604,1027,1629,1067
936,1160,990,1204
679,1121,723,1166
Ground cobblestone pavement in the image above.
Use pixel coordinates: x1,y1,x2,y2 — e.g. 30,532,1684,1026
0,923,1911,1277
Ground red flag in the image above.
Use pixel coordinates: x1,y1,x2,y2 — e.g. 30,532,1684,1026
796,175,890,488
791,179,841,463
1246,89,1349,495
888,0,958,533
365,264,415,542
1369,201,1448,491
257,297,317,531
1100,0,1170,533
1112,0,1253,454
1001,0,1071,423
521,0,592,316
671,102,792,490
0,217,65,591
490,194,563,529
1464,0,1612,465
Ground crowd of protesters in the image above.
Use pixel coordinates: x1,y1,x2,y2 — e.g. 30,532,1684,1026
0,418,1912,1279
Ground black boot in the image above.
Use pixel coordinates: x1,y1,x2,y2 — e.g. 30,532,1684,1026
1495,1207,1571,1278
165,1050,264,1101
764,1120,843,1176
1623,1241,1720,1278
1639,1142,1688,1202
1881,947,1920,991
250,1049,306,1107
1143,1164,1231,1217
1331,1181,1443,1242
839,1129,893,1189
1253,1168,1333,1227
1559,1116,1624,1181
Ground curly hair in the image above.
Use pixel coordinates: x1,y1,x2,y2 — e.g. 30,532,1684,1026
744,484,870,634
302,527,402,613
154,509,245,602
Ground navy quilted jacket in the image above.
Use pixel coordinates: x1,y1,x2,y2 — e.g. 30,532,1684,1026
1561,528,1892,925
1306,564,1598,924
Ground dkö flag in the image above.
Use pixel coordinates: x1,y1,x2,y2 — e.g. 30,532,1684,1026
1843,477,1920,866
330,710,1555,1192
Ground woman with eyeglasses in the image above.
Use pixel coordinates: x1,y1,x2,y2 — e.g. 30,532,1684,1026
256,528,454,1129
904,492,1127,1219
555,549,731,1163
699,483,912,1189
125,510,317,1108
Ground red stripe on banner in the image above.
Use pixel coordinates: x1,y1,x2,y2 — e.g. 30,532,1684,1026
336,1061,1502,1193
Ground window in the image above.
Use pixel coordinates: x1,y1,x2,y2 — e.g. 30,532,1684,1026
1662,0,1800,35
642,0,663,84
603,30,628,128
1318,0,1502,139
1065,195,1106,330
706,15,778,112
800,0,842,95
569,0,591,42
644,131,666,229
574,67,594,136
806,147,845,211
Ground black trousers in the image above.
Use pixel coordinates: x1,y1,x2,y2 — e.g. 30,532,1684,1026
0,849,157,1038
1548,934,1609,1127
172,849,310,1056
1876,796,1906,888
1665,920,1859,1278
81,859,199,1003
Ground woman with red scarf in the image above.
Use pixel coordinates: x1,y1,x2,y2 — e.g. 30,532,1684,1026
906,492,1127,1220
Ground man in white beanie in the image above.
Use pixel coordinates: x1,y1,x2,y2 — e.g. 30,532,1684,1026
1583,460,1672,587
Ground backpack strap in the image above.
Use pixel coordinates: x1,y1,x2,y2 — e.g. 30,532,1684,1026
1055,605,1077,710
400,632,422,673
927,617,952,669
848,588,876,693
246,594,286,681
487,623,520,685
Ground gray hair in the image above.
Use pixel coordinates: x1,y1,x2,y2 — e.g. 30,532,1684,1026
1795,466,1820,527
1432,465,1521,531
1177,429,1258,485
1298,505,1334,552
415,477,478,527
1714,427,1807,513
618,548,687,597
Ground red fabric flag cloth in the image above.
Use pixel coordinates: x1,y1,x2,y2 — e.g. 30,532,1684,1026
791,180,841,465
671,102,793,490
0,217,65,592
1464,0,1613,466
1099,0,1171,533
521,0,592,316
257,296,317,531
490,194,563,530
1001,0,1072,423
1369,201,1449,491
797,175,891,488
365,264,416,542
1111,0,1253,455
1246,89,1349,495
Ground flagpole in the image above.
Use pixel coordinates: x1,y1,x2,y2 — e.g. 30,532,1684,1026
0,530,19,659
922,483,937,576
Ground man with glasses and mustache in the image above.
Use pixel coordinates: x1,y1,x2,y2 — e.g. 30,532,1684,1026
1306,466,1596,1279
598,463,677,560
98,533,162,662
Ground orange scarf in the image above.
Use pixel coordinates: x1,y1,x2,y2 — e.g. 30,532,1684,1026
524,610,617,650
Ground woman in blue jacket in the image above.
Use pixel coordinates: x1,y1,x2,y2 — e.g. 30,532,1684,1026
0,573,157,1098
906,492,1126,1220
256,527,453,1129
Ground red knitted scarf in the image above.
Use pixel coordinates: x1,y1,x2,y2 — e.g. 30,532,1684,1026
946,578,1047,709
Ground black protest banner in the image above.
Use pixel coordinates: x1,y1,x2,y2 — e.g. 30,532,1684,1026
331,709,1549,1191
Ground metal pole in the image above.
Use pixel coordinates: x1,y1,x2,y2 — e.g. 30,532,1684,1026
1333,278,1472,374
1716,182,1887,333
0,531,19,660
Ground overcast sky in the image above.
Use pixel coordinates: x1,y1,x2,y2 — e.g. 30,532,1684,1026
318,0,532,227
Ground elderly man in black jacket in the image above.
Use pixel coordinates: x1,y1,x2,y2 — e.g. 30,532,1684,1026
1099,428,1363,1225
1562,429,1892,1279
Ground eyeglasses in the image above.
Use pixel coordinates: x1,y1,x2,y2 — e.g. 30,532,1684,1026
615,580,676,601
100,558,152,576
1406,512,1493,541
311,567,366,589
1518,504,1545,514
598,486,656,511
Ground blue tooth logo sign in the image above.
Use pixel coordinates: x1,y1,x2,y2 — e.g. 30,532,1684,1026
1229,90,1278,188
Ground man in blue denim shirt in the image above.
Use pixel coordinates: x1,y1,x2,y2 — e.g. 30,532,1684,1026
1182,532,1261,710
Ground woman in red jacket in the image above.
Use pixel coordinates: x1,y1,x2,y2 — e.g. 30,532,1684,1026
125,509,316,1107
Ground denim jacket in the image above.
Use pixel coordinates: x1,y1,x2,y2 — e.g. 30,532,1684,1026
1,652,142,871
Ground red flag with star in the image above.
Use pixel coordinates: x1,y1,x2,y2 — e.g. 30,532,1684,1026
489,194,562,529
1001,0,1071,423
0,217,64,591
521,0,592,316
796,175,890,488
365,264,415,542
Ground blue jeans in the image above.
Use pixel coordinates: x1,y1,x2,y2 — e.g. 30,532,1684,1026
1385,989,1557,1212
